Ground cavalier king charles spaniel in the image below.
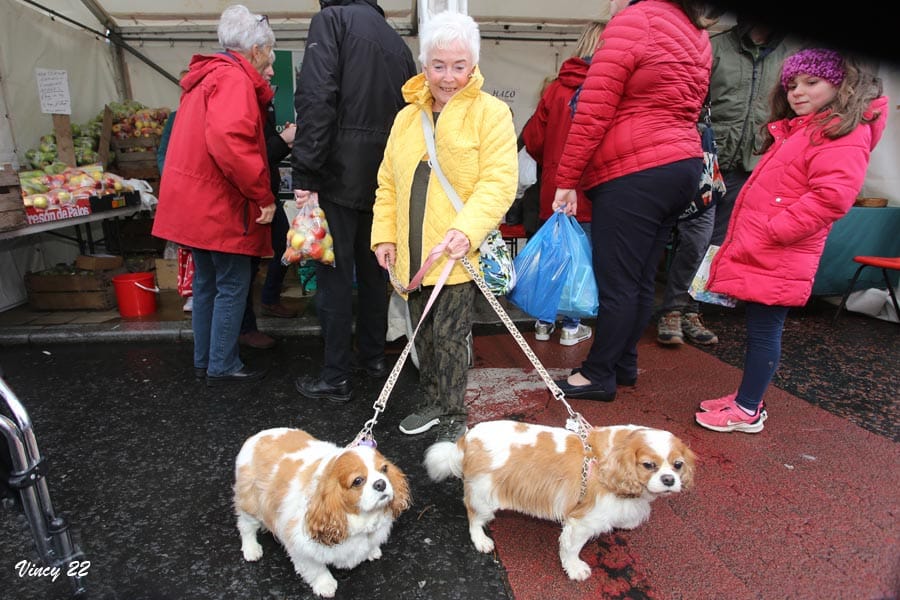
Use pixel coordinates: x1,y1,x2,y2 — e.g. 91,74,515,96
424,420,695,581
234,428,410,598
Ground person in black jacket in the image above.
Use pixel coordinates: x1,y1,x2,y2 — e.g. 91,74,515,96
292,0,416,404
238,98,297,350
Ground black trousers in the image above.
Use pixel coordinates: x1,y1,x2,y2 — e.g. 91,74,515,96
580,158,702,391
314,198,388,385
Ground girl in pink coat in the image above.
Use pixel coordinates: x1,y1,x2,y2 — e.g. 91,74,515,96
696,49,888,433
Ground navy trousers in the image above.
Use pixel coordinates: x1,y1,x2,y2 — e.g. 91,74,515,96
579,158,702,391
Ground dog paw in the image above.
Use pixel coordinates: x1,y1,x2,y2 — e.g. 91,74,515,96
367,546,382,561
311,574,338,598
241,540,263,562
563,558,591,581
470,530,495,553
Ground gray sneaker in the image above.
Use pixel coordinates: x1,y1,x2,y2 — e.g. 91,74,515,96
534,320,555,341
681,312,718,345
435,416,468,443
399,404,443,435
559,323,592,346
657,311,684,345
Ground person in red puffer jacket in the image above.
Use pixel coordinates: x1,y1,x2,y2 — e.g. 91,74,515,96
551,0,718,401
522,20,605,348
696,49,888,434
152,5,276,386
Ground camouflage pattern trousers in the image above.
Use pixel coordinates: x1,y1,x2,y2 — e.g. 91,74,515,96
406,281,475,417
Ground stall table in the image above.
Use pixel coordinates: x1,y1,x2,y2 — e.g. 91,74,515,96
0,206,143,255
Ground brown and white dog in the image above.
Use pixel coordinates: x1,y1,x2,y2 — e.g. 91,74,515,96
424,420,695,581
234,428,410,598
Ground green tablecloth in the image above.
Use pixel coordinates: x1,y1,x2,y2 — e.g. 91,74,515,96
813,206,900,295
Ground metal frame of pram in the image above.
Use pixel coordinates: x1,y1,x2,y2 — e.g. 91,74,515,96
1,375,87,598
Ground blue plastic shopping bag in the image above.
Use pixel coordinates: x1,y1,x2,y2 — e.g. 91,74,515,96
557,216,598,318
507,212,570,323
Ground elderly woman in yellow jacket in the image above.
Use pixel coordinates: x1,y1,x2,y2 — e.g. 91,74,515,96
372,10,517,442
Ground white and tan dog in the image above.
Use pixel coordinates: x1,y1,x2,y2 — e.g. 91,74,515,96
424,420,695,581
234,428,410,598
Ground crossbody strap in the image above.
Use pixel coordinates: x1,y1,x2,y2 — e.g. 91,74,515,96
421,111,464,213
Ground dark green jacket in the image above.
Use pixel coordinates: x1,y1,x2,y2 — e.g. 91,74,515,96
708,24,799,172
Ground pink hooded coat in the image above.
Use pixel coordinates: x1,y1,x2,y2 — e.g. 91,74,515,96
708,96,889,306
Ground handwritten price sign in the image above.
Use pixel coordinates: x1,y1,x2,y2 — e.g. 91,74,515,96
35,68,72,115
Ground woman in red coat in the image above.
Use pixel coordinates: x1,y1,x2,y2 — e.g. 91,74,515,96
696,49,887,433
521,21,604,348
152,5,276,385
551,0,716,401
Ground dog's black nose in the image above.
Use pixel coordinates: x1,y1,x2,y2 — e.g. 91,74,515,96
661,474,675,487
373,478,386,492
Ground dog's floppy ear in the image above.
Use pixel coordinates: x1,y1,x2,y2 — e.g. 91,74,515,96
306,475,349,545
597,435,645,497
676,442,697,491
385,459,411,517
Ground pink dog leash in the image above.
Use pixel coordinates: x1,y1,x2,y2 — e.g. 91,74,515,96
349,243,455,448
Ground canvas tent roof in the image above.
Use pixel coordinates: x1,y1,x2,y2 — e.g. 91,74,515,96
1,0,897,204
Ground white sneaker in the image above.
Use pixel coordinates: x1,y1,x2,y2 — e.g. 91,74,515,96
559,323,592,346
534,320,555,341
182,297,193,312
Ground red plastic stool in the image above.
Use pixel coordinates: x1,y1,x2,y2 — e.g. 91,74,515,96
832,256,900,324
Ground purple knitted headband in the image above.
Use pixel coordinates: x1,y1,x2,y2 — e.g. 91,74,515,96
780,49,845,90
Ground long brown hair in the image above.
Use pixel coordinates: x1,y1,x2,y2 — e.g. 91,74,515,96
760,53,883,152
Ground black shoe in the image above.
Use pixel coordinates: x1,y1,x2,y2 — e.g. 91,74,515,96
555,378,616,402
206,366,267,387
353,356,389,378
295,375,351,404
194,367,206,380
571,367,636,387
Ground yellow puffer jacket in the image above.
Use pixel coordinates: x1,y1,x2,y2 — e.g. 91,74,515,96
372,67,518,289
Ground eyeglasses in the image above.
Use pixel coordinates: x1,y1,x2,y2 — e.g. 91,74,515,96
257,14,269,26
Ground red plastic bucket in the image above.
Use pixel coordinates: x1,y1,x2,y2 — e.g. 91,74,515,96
112,272,159,318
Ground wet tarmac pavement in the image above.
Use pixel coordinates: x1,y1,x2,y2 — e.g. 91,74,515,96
0,339,513,600
1,295,898,600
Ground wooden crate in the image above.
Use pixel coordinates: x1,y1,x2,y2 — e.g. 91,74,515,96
25,269,117,310
112,136,161,180
0,163,25,232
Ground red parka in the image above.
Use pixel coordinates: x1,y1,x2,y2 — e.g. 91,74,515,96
708,97,889,306
521,57,592,223
152,51,275,256
555,0,711,191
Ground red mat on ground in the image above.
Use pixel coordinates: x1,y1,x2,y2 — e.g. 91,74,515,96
466,331,899,599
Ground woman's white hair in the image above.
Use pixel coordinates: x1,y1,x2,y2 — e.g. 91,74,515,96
217,4,275,53
418,11,480,66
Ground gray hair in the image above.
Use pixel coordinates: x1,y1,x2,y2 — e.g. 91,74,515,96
418,11,480,66
217,4,275,53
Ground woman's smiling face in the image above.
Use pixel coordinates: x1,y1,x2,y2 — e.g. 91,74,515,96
425,40,473,112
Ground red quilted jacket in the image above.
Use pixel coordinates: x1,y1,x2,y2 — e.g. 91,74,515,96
708,97,889,306
555,0,711,190
153,51,275,257
521,57,592,222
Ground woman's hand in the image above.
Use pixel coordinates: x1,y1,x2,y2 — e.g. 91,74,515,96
256,203,275,224
280,123,296,147
442,229,471,260
294,189,316,209
374,242,396,270
552,188,578,216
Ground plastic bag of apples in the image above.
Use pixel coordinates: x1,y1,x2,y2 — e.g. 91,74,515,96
281,197,335,266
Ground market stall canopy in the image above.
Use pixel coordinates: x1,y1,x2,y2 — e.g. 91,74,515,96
26,0,609,42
